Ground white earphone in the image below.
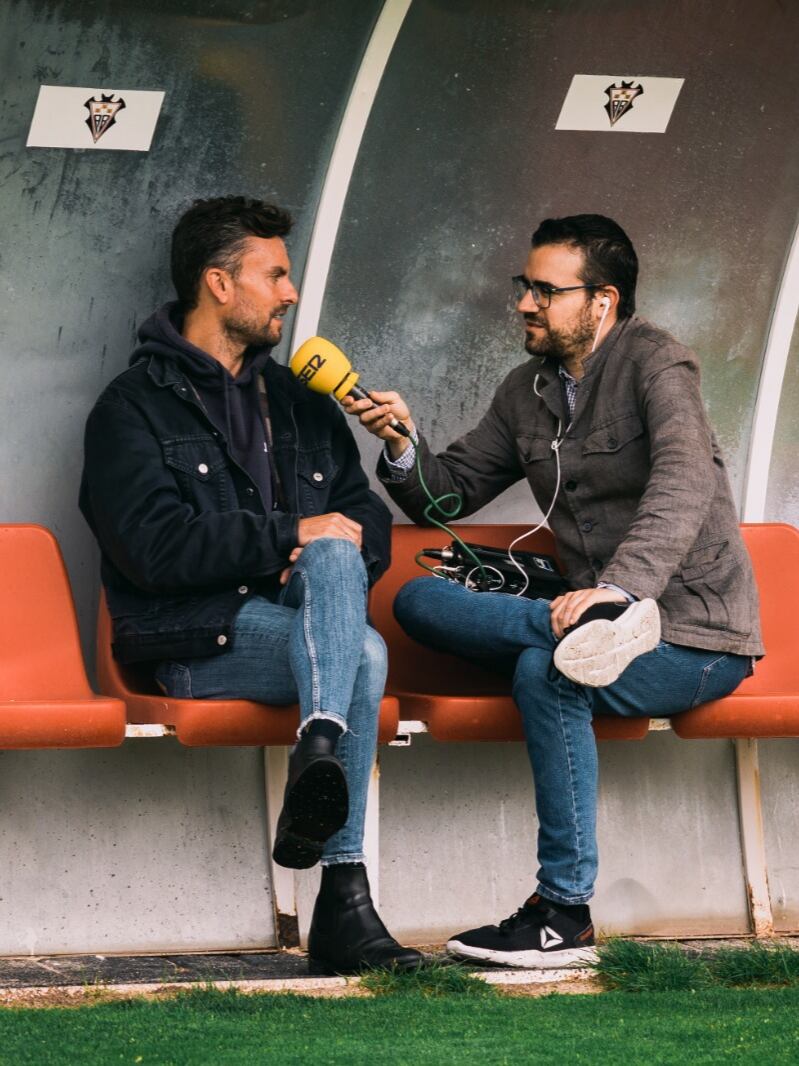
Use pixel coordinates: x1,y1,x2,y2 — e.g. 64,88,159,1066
591,294,611,352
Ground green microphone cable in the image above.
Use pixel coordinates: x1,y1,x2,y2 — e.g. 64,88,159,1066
406,434,488,585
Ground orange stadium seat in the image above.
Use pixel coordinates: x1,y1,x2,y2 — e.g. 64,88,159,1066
370,524,650,742
672,523,799,739
97,594,399,746
0,525,126,749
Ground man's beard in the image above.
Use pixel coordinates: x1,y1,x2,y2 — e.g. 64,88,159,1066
225,309,283,349
523,303,594,361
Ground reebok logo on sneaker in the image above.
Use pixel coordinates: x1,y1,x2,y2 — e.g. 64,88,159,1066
540,926,564,949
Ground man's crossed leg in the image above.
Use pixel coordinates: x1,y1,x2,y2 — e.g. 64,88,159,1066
156,538,422,974
394,576,751,969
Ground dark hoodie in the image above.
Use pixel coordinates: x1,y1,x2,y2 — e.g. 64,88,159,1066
132,303,274,512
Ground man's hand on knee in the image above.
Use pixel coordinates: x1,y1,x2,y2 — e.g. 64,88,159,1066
297,513,363,549
550,587,627,640
281,514,363,583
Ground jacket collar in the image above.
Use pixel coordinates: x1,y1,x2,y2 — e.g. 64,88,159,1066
530,317,631,430
143,350,313,402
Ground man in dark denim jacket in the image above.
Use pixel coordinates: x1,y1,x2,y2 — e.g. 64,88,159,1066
348,214,763,971
80,196,421,975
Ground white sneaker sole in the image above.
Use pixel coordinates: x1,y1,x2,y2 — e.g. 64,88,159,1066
553,598,661,688
446,939,598,969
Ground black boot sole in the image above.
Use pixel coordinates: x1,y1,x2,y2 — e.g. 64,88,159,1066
272,758,349,870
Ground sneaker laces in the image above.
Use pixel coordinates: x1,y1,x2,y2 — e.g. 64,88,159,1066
498,896,547,933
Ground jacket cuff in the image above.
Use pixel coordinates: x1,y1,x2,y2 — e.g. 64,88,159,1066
271,511,300,559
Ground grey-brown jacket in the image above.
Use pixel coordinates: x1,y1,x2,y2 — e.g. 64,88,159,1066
381,316,763,657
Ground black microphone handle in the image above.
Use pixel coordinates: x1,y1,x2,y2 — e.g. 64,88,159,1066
348,382,411,438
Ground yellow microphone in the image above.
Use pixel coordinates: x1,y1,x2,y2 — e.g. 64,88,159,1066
290,337,411,437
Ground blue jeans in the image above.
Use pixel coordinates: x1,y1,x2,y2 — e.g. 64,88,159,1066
394,577,751,905
155,538,387,865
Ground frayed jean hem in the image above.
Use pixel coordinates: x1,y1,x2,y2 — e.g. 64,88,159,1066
296,710,349,741
320,853,367,866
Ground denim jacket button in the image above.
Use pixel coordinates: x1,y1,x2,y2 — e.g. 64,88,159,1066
238,585,248,595
217,634,228,646
312,472,324,482
198,463,209,475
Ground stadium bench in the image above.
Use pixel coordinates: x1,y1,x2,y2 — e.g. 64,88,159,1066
371,520,798,937
0,525,126,749
96,593,399,747
370,523,650,742
671,523,799,739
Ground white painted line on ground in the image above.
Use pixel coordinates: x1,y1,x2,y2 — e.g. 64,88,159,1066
0,967,593,1002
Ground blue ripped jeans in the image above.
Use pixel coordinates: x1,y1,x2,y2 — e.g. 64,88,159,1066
393,577,752,905
155,538,387,865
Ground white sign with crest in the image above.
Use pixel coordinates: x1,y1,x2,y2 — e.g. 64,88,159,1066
556,75,684,133
27,85,165,151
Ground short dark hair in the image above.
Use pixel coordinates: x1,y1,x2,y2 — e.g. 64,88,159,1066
531,214,638,317
171,196,293,307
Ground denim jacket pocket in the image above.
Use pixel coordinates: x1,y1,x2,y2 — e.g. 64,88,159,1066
162,435,232,509
162,435,227,481
297,449,339,514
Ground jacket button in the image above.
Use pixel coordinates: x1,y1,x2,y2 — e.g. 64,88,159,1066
198,463,209,474
217,634,228,646
312,472,324,482
238,585,248,595
607,437,618,448
565,480,578,491
581,520,593,533
245,487,255,496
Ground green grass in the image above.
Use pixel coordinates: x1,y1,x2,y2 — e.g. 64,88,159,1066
595,939,799,992
359,959,494,997
711,943,799,987
595,939,715,992
1,985,799,1065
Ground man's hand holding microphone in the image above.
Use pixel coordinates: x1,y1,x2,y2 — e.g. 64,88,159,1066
290,337,415,459
340,391,414,457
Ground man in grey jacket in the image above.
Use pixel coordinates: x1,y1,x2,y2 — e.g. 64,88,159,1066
345,214,763,969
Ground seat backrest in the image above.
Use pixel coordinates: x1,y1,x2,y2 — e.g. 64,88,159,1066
96,593,161,698
736,523,799,695
370,523,558,695
0,525,93,700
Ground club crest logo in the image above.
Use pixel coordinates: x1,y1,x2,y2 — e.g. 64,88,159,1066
604,81,644,127
84,93,126,143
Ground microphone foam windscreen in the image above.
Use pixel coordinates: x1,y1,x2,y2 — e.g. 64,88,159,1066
290,337,359,400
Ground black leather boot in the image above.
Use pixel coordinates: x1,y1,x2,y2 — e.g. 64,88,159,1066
272,729,349,870
307,863,424,974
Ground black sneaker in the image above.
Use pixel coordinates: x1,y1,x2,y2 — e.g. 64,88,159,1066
446,894,597,968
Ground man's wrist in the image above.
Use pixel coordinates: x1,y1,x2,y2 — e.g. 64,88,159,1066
596,581,636,603
382,438,416,482
387,431,413,461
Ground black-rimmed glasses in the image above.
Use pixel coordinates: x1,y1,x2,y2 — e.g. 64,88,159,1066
511,276,601,308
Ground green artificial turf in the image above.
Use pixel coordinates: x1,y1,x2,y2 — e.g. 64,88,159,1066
1,985,798,1066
